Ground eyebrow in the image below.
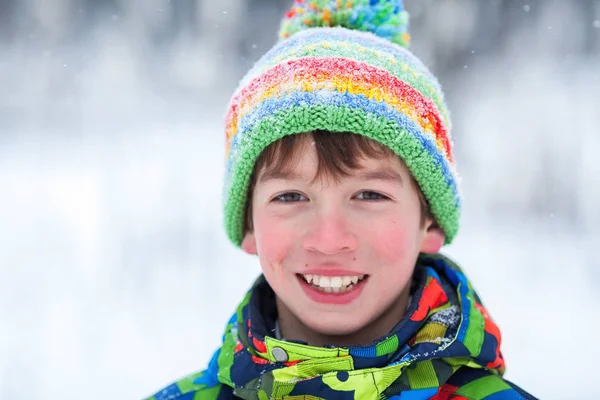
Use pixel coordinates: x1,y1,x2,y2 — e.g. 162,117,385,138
258,168,403,185
258,170,303,183
356,169,404,186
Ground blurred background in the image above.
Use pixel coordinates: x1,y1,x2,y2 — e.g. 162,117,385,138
1,0,599,398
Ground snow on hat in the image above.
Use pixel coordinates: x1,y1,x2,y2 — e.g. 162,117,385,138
223,0,460,246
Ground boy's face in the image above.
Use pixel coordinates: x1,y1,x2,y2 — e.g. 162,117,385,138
242,138,445,340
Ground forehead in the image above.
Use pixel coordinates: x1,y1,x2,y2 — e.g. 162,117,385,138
256,135,406,185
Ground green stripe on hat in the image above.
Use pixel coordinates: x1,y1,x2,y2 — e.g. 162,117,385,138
225,104,459,246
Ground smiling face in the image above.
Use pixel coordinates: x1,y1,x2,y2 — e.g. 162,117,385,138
241,132,445,346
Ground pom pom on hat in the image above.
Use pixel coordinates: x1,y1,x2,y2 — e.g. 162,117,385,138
279,0,410,47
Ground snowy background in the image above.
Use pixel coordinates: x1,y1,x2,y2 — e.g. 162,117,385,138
0,0,599,399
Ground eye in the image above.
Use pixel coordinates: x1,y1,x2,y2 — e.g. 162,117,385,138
273,192,308,202
355,191,389,201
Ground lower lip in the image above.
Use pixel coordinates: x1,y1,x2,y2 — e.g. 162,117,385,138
297,275,368,305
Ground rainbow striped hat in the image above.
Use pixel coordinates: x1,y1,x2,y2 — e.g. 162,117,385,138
224,0,460,246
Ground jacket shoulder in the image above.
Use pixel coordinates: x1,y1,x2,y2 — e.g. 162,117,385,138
436,367,538,400
143,370,233,400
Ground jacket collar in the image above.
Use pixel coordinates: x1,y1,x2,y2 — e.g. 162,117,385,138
212,253,505,398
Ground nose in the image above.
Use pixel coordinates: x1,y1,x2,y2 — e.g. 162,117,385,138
302,209,359,255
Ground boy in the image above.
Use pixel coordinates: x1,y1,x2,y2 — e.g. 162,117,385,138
146,1,536,399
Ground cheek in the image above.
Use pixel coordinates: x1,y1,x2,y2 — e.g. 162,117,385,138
364,218,419,300
254,211,297,272
366,216,420,262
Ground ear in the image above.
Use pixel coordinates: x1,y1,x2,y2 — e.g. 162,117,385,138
419,218,445,254
241,231,258,255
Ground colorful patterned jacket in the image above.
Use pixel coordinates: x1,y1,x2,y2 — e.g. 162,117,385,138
144,254,537,399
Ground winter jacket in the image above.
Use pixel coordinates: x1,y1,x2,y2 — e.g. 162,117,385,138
145,253,536,399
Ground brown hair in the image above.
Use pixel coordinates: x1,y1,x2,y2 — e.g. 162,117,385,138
244,131,432,233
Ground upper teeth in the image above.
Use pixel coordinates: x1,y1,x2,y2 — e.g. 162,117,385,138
302,274,365,288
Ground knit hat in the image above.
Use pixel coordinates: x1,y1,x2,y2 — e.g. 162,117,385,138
223,0,460,246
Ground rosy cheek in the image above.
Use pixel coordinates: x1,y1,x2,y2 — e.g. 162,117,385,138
369,219,414,261
255,217,295,274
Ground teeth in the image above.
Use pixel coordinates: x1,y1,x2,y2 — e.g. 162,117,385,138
301,273,365,292
330,277,342,288
319,276,331,288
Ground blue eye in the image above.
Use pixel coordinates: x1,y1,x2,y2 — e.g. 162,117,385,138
274,192,308,202
356,191,388,201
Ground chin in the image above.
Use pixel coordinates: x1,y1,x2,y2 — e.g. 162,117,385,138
300,312,369,337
